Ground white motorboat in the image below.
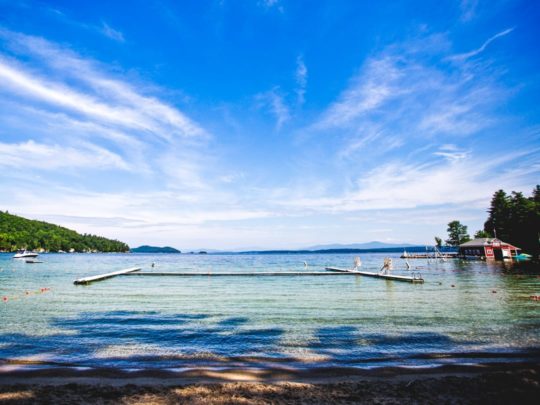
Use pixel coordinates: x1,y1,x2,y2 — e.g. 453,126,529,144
13,250,39,259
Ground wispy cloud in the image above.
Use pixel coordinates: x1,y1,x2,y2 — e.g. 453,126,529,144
0,30,206,140
0,140,129,171
314,33,505,162
295,55,307,105
99,21,125,42
39,5,127,43
256,87,290,130
448,28,514,61
0,28,209,187
316,56,403,129
459,0,479,22
287,31,538,228
273,149,538,213
259,0,283,12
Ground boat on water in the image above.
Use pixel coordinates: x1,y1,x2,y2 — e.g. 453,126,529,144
13,250,39,259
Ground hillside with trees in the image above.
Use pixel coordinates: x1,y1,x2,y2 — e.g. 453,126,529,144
0,211,129,253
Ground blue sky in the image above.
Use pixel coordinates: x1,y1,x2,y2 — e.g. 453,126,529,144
0,0,538,250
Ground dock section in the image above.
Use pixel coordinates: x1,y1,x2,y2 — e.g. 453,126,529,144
74,267,141,285
325,267,424,283
124,271,359,277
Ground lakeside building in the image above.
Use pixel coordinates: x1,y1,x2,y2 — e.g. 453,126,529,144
459,238,521,260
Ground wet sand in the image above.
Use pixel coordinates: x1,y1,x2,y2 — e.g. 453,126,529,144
0,363,538,404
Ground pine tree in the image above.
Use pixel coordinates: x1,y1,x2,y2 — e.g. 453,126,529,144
484,190,511,241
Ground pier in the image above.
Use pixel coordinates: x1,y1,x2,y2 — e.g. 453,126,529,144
400,253,457,259
325,267,424,283
73,267,142,285
124,271,360,277
73,266,424,284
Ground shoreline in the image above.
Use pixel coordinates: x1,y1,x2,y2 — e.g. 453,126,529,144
0,363,538,404
1,361,539,385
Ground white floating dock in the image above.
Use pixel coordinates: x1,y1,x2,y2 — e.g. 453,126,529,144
123,271,360,277
325,267,424,283
74,267,141,285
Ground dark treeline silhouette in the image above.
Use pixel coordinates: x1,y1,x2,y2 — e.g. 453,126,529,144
483,186,540,256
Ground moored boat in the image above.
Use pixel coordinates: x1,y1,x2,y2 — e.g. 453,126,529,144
13,250,39,259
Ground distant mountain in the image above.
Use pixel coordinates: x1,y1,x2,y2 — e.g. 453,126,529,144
304,241,416,250
130,245,181,253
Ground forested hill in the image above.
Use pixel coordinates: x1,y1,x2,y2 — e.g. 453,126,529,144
0,211,129,253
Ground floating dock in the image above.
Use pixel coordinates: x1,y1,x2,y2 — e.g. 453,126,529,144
73,267,141,285
73,267,424,285
124,271,359,277
325,267,424,283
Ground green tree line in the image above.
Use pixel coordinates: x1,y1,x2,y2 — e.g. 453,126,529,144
483,185,540,256
0,211,129,252
437,186,539,256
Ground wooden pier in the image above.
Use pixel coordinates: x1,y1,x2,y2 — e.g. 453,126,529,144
325,267,424,283
73,267,141,285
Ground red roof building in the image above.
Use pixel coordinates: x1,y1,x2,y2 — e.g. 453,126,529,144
459,238,521,260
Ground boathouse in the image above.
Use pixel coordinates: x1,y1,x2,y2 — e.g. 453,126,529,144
459,238,521,260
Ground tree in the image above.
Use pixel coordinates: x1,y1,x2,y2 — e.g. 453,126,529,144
446,220,470,246
481,185,540,256
434,236,442,247
474,230,491,239
507,190,537,255
0,211,129,252
484,190,511,241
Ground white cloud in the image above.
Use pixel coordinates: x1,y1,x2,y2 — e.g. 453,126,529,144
448,28,514,61
0,29,206,140
259,0,283,12
100,21,125,42
314,33,506,164
0,57,204,141
256,87,290,130
459,0,479,22
272,150,539,213
0,140,129,171
0,28,214,190
316,57,404,129
295,55,307,105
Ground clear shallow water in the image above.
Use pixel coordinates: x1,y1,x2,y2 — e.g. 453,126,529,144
0,252,539,371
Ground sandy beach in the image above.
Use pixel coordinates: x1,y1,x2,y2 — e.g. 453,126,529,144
1,363,539,404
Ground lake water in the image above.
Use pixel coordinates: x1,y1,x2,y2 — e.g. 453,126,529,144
0,252,539,372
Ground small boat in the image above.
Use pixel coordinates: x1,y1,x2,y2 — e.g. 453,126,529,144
515,253,532,261
25,259,43,264
13,250,39,259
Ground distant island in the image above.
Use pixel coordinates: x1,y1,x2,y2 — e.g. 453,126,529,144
130,245,181,253
0,211,129,253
